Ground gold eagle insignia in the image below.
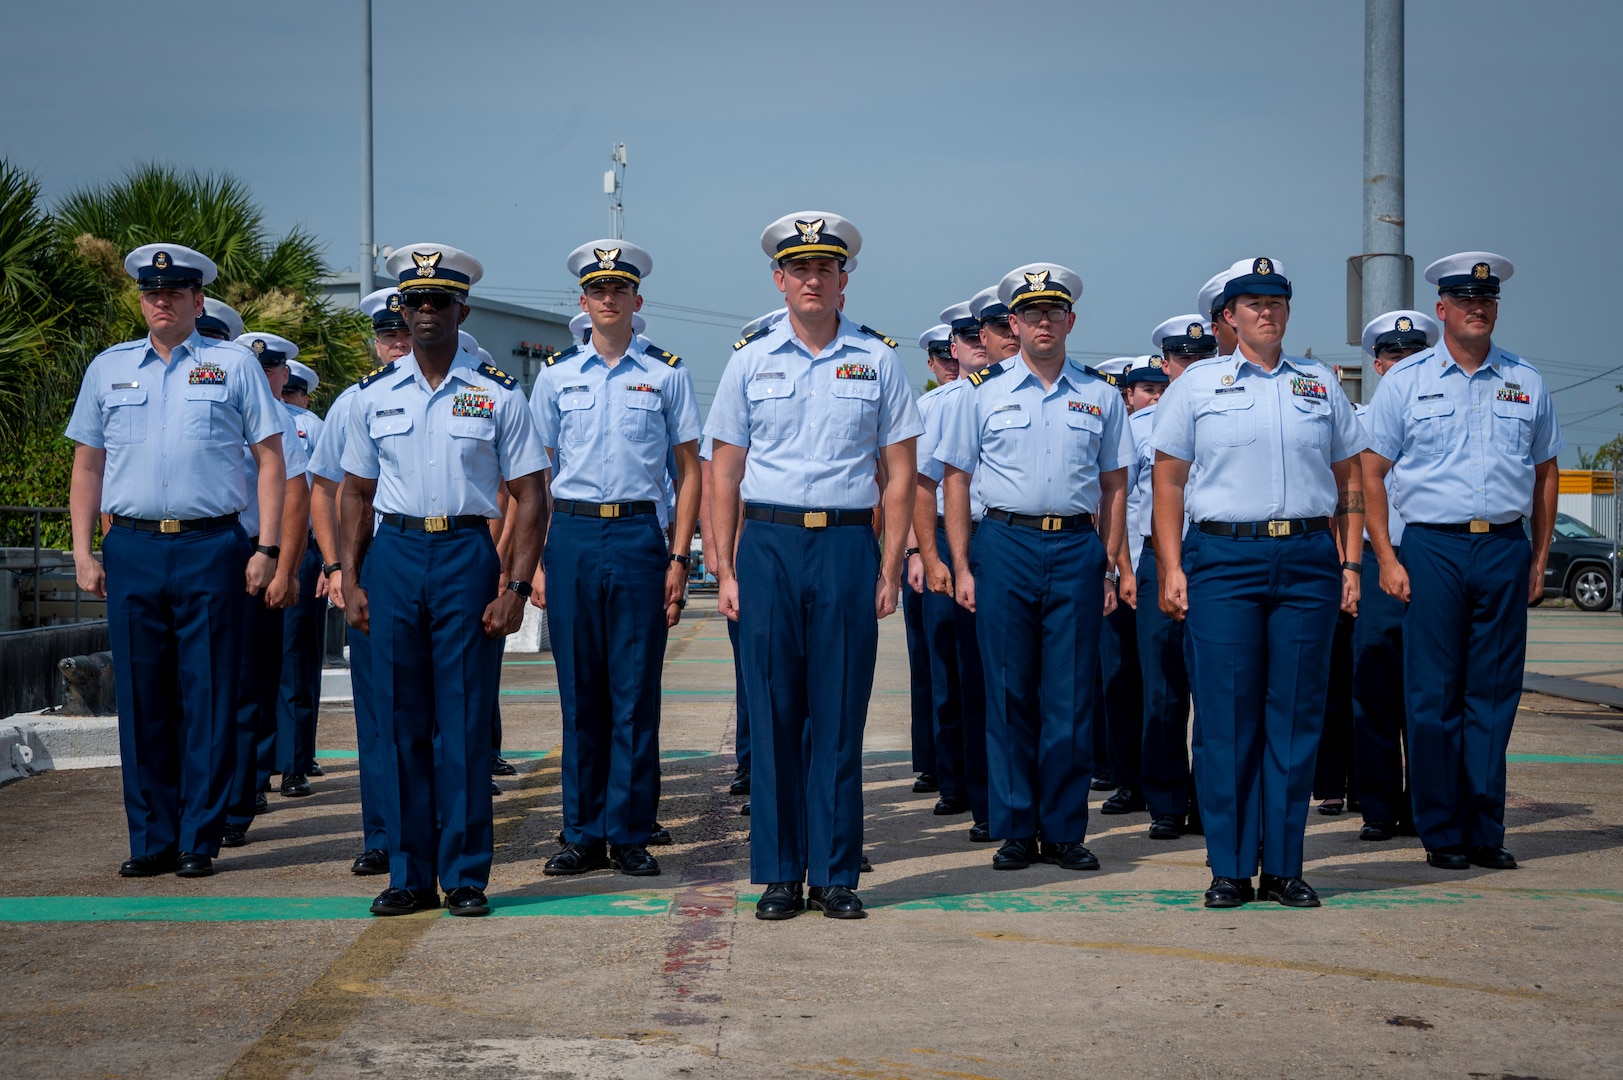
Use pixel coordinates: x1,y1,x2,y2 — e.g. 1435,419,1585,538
411,250,443,278
594,247,620,270
1024,270,1050,292
795,218,824,244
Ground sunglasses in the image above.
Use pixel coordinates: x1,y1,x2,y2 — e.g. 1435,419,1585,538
400,289,459,310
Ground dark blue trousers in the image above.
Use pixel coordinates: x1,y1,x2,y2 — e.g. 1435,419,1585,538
365,524,501,891
1352,553,1410,826
738,515,878,888
105,524,249,859
544,513,668,848
227,589,282,829
1100,598,1142,794
903,580,935,775
1313,613,1357,800
971,518,1105,843
1136,545,1194,819
923,527,988,821
1400,526,1531,851
727,616,750,772
277,543,323,775
347,620,391,852
1185,530,1340,879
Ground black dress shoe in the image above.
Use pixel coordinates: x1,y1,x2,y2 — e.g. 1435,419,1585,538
1100,788,1146,815
308,763,325,777
221,824,248,848
729,766,751,796
351,848,390,875
1468,845,1517,870
1090,774,1117,791
740,800,750,817
1425,847,1470,870
968,821,993,843
859,854,873,873
912,773,939,793
1203,876,1255,908
808,885,866,919
1185,808,1204,835
1316,799,1345,815
933,795,970,816
993,837,1038,870
1259,873,1321,908
611,844,661,877
1149,815,1184,840
252,793,269,814
175,852,214,878
279,773,311,797
1043,841,1100,871
1359,821,1397,842
490,756,517,777
755,881,804,920
445,886,490,916
118,852,178,877
544,841,610,876
491,780,501,796
647,823,672,846
370,887,439,916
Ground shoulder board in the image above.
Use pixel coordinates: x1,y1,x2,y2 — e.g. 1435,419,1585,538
733,327,767,351
643,343,682,367
1080,365,1118,387
966,362,1008,387
545,344,581,367
859,324,899,349
358,361,396,389
477,360,517,389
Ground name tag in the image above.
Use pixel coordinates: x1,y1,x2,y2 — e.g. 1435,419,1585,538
1215,386,1246,396
994,403,1022,413
1416,393,1444,402
562,384,590,394
112,381,139,390
1068,400,1102,416
753,371,785,381
188,363,226,386
376,407,405,417
835,363,877,381
1290,377,1327,400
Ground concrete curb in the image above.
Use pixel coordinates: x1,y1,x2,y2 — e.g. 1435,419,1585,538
0,712,120,784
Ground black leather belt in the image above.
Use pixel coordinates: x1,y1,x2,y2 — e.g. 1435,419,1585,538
984,509,1093,532
744,504,873,529
1407,518,1523,535
380,513,488,533
111,513,239,535
553,499,657,519
1197,517,1330,539
935,515,977,535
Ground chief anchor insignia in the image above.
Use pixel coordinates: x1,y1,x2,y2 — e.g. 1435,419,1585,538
1254,257,1272,276
153,251,170,270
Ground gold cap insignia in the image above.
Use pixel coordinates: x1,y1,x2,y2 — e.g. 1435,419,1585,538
387,293,401,312
1473,262,1490,280
153,251,170,270
1254,257,1272,275
251,339,266,353
1024,270,1051,292
1396,316,1413,332
795,218,824,244
594,246,620,270
1188,323,1203,339
1150,355,1163,368
411,250,443,278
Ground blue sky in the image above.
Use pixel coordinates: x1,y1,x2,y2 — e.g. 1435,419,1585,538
4,1,1620,460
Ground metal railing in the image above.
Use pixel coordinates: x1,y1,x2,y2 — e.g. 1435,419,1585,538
0,505,80,629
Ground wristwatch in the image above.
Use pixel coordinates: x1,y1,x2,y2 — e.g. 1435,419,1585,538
1105,570,1121,584
254,544,280,560
506,579,533,598
1341,560,1363,572
321,561,341,576
904,547,921,558
670,553,692,567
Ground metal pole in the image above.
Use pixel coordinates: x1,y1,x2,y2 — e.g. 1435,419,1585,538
359,0,375,303
1362,0,1406,401
31,510,41,628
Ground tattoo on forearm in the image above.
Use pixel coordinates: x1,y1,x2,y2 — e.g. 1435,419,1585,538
1335,491,1366,516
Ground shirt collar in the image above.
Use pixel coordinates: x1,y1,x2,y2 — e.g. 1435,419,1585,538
398,351,482,393
1228,351,1315,379
142,330,204,367
1433,337,1503,377
767,312,862,361
583,334,648,372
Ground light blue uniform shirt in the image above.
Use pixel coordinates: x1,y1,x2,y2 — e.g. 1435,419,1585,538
934,355,1131,516
1354,402,1405,546
1150,352,1364,522
341,353,548,518
915,380,985,521
307,384,357,484
1363,340,1563,525
529,334,701,504
65,332,284,519
242,405,311,538
704,313,923,509
285,403,324,478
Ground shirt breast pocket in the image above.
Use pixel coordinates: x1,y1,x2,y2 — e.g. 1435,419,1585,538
1200,392,1256,448
1064,410,1102,464
1408,397,1456,456
746,377,796,442
1291,395,1332,450
558,391,597,447
830,377,881,441
368,412,415,476
621,391,663,443
103,387,148,446
183,384,230,442
449,417,497,477
1491,400,1533,458
984,408,1033,464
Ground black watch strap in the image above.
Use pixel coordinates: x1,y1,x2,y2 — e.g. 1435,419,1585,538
670,553,692,567
254,544,280,560
321,561,342,575
506,579,533,597
1341,560,1363,572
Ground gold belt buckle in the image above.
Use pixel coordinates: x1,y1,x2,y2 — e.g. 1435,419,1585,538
1468,518,1490,534
423,515,449,533
599,503,621,519
1267,520,1290,538
1041,515,1064,532
159,519,181,534
803,511,829,529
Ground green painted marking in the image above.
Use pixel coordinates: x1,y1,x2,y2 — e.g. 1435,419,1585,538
489,893,672,917
1508,752,1623,764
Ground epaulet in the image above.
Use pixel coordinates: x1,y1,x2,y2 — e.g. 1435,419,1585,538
358,361,396,389
1081,365,1118,387
733,328,766,351
477,360,517,389
545,344,581,367
643,343,682,367
966,362,1008,387
859,324,899,349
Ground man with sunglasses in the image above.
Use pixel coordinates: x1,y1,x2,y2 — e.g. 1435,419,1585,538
340,244,549,917
1349,309,1438,844
1362,254,1562,872
936,263,1134,873
529,241,701,880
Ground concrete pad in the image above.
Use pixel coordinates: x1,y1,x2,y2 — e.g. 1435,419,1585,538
0,712,120,784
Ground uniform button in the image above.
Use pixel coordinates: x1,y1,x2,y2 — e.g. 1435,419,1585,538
431,494,438,501
163,481,168,487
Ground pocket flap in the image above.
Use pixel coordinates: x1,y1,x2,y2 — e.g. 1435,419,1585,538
830,378,881,401
560,389,596,412
746,378,794,402
624,392,661,411
987,409,1031,431
1065,411,1103,433
107,387,147,408
449,418,496,440
369,412,414,438
184,385,228,403
1411,397,1455,420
